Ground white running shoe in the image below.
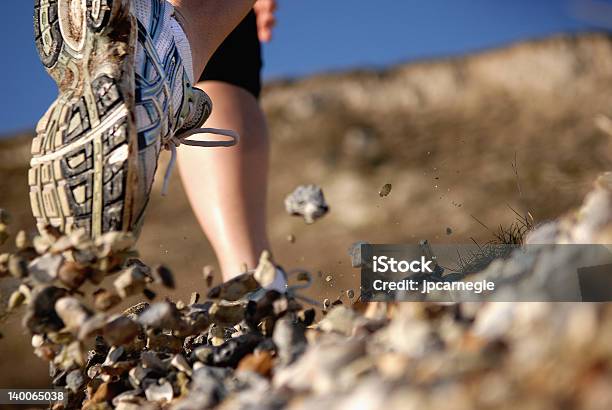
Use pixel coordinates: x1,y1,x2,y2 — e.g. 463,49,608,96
31,0,237,238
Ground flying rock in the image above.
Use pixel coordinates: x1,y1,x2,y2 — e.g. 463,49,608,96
24,286,68,333
207,272,259,301
55,297,92,332
114,265,148,299
152,265,175,289
284,185,329,224
379,183,392,197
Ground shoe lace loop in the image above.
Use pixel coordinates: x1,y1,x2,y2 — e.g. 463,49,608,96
285,269,322,307
161,127,240,195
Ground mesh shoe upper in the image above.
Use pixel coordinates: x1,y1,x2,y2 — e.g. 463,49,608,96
129,0,201,225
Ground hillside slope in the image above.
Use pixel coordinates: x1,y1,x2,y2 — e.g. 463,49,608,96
0,32,611,388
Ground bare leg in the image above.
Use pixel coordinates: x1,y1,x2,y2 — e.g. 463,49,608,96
168,0,255,76
177,81,270,280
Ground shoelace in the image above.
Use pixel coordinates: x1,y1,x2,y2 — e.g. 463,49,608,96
285,269,322,307
161,127,240,196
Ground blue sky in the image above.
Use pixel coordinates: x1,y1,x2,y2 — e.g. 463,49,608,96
0,0,606,135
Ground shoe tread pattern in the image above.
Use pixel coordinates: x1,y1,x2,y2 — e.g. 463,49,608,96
30,0,136,237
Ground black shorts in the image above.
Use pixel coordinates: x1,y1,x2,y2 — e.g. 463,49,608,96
199,10,262,99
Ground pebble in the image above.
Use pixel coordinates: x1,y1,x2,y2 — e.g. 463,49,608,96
66,369,85,393
284,185,329,224
55,297,91,331
379,183,392,197
15,230,29,250
57,261,89,289
8,254,28,278
171,354,192,376
138,302,182,330
103,315,142,346
152,265,175,289
203,265,215,288
145,381,174,403
93,288,122,311
273,317,307,366
207,272,259,301
8,289,25,310
189,292,200,305
237,350,274,376
114,265,148,299
253,250,278,289
0,222,8,246
323,298,331,310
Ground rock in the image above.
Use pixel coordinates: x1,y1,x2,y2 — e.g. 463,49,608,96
147,331,184,354
0,223,8,246
274,338,367,394
114,265,148,299
15,230,29,250
140,351,167,372
152,265,175,289
95,231,135,257
139,302,184,332
8,289,26,310
171,354,192,376
273,317,307,366
8,254,28,278
203,265,215,288
173,367,227,410
284,185,329,224
198,333,263,368
123,302,150,319
93,288,122,311
78,313,107,341
189,292,200,305
0,253,9,277
145,381,173,403
66,369,85,393
55,297,92,332
88,381,125,405
237,350,274,377
24,286,67,333
104,346,126,366
58,261,90,289
318,306,360,336
379,183,392,197
128,366,155,388
103,316,142,346
207,272,259,301
253,250,279,290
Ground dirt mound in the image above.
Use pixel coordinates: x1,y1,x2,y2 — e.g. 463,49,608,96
0,173,611,409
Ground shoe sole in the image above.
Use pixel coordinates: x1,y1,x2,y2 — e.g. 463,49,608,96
31,0,138,238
